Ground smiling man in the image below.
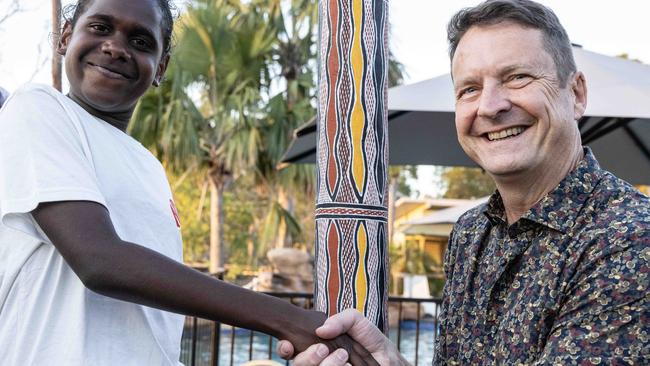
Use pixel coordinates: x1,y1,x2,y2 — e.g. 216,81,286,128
277,0,649,365
435,1,649,364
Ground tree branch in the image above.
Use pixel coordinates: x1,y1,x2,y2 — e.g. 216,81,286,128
0,0,22,27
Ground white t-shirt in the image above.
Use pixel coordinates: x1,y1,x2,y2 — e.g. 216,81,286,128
0,84,185,365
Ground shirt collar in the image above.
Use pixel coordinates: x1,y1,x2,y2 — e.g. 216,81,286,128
483,147,605,233
484,191,507,226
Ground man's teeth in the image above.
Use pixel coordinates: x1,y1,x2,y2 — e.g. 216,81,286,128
487,127,525,141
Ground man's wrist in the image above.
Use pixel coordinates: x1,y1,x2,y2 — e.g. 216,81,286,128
387,341,412,366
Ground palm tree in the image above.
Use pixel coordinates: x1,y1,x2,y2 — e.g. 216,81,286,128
131,0,276,273
249,0,319,250
131,0,405,273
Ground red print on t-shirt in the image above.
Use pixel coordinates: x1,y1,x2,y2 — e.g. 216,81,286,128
169,199,181,228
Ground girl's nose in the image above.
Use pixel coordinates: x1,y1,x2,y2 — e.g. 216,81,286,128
101,39,132,61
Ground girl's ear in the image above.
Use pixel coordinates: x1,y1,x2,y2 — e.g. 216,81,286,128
153,53,170,87
57,21,73,56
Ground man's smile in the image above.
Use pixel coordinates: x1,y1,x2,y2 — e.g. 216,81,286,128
484,126,527,141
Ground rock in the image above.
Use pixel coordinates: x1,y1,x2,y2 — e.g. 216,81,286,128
251,271,312,293
267,248,313,281
244,248,314,295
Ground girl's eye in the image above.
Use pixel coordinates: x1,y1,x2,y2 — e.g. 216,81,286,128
130,38,152,50
89,23,110,33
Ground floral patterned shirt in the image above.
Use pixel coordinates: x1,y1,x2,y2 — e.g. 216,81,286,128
434,149,649,365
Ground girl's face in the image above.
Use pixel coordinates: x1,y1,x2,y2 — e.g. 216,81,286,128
57,0,168,119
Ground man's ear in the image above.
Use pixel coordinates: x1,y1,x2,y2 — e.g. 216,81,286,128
571,71,587,120
153,53,170,87
57,21,73,56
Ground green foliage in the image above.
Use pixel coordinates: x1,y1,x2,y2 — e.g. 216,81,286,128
222,177,259,266
166,168,210,263
389,165,418,198
130,70,204,174
132,0,405,271
441,166,495,199
165,162,320,268
388,242,441,295
131,0,283,270
388,51,406,88
429,278,445,298
392,244,439,275
168,167,264,265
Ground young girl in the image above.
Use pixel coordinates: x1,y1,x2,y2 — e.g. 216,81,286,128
0,0,376,365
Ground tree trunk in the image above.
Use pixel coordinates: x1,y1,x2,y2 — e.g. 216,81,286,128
208,174,225,274
275,188,293,248
51,0,62,91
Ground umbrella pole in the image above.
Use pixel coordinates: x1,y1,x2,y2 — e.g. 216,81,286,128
314,0,390,332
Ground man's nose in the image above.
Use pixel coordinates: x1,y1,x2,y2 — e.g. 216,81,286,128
477,84,511,119
101,38,131,61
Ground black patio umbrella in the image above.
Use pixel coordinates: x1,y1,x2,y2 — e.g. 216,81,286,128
281,46,650,185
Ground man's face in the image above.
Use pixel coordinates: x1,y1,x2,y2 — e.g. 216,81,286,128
451,22,585,180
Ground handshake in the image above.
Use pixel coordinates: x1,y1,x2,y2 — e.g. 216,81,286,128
276,309,409,366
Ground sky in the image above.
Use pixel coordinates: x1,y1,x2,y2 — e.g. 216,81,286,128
0,0,648,196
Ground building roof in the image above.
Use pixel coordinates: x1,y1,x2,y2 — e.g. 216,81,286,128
404,197,489,225
395,197,475,218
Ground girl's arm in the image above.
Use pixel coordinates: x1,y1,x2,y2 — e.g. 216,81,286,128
33,200,378,366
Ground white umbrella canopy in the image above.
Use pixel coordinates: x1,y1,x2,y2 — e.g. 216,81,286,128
281,46,650,184
577,47,650,118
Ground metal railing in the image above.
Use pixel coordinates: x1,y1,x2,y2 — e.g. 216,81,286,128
179,292,442,366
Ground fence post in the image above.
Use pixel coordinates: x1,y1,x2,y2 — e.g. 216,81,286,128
190,317,198,366
210,271,224,366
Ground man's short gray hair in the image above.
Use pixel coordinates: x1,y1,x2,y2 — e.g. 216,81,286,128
448,0,576,86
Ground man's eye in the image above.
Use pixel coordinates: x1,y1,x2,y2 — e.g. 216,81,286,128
458,87,477,99
511,74,531,82
506,74,533,88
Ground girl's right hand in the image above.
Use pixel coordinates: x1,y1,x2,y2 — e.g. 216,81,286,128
277,309,380,366
277,309,409,366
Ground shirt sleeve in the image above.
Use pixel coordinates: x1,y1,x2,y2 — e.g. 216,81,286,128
0,85,106,241
533,240,649,365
